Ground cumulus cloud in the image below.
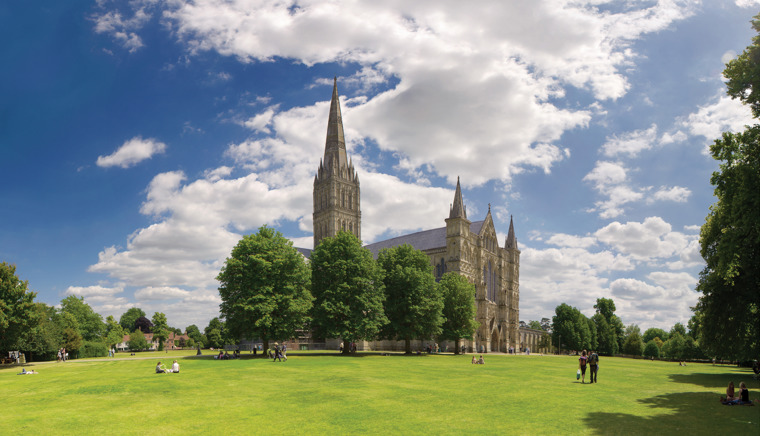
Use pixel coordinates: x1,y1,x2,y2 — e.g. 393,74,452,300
97,137,167,168
92,2,153,52
595,216,692,261
134,286,191,300
681,93,754,149
602,124,658,157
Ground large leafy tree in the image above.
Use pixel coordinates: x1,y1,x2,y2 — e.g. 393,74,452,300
0,262,37,353
377,244,443,354
204,317,225,349
552,303,591,352
642,328,669,344
217,226,312,355
59,295,105,342
151,312,170,351
695,16,760,361
18,302,61,361
104,316,125,350
438,272,479,354
310,231,388,354
186,324,204,347
119,307,145,332
592,298,623,355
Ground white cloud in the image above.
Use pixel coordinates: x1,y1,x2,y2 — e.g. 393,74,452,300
681,93,754,148
650,186,691,203
602,124,658,157
92,4,152,53
595,216,692,261
134,286,191,300
97,137,167,168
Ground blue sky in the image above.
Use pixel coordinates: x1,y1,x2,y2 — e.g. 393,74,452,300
1,0,758,331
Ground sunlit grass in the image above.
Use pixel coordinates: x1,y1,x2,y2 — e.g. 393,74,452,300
1,351,758,434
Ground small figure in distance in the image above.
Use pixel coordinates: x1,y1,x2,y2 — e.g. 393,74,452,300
477,355,485,365
156,361,167,374
18,368,38,375
471,355,477,364
171,360,180,374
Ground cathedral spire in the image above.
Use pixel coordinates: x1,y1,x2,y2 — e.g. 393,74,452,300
324,77,348,171
449,176,467,219
505,215,518,250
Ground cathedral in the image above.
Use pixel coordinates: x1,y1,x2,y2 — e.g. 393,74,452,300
309,79,521,353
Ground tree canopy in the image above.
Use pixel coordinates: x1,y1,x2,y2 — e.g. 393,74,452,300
695,15,760,361
310,231,388,353
438,272,479,354
217,226,312,354
377,244,443,354
0,262,37,353
119,307,145,333
59,295,105,342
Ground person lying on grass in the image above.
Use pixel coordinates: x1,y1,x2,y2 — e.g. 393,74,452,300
17,368,37,375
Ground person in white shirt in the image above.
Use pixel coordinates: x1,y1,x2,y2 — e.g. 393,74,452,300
171,360,180,373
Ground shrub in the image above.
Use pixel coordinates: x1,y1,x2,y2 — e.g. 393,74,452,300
643,340,660,359
79,341,109,358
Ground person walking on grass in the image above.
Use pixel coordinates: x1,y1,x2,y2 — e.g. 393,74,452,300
578,350,588,384
588,350,599,383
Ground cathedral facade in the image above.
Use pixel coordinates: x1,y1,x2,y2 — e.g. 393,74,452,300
311,79,520,353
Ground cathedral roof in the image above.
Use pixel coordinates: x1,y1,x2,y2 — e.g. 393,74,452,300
364,220,485,258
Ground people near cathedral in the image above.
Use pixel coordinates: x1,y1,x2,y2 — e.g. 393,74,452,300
588,350,599,383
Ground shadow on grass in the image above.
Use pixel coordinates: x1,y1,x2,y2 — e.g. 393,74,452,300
668,371,759,389
583,391,757,435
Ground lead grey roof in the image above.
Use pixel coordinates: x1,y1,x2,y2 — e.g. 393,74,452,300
364,220,484,258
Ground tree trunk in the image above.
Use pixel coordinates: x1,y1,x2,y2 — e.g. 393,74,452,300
454,339,460,355
342,340,351,355
405,338,412,354
262,338,269,358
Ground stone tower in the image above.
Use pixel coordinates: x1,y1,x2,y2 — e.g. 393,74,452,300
313,78,361,247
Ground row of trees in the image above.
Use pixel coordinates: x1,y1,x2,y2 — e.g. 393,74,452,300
543,298,705,361
1,262,232,360
218,227,480,355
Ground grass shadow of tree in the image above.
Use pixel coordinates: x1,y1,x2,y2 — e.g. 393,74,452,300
582,391,759,435
668,371,759,389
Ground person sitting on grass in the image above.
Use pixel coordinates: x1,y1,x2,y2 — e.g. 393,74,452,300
721,382,738,403
471,356,477,364
171,360,180,373
156,362,167,374
722,382,754,405
477,355,485,364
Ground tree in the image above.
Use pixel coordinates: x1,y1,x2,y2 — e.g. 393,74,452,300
642,328,668,344
62,328,83,357
0,262,37,353
592,298,623,355
104,316,125,350
310,231,388,354
217,226,313,355
134,316,153,334
18,302,61,361
127,330,148,351
527,320,542,330
119,307,145,332
552,303,590,352
186,324,204,347
696,15,760,362
377,244,443,354
643,340,660,359
623,329,644,356
669,323,686,338
204,318,225,349
151,312,170,351
59,295,105,342
437,272,479,355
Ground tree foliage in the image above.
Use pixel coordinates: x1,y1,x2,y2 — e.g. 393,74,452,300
643,340,660,359
377,244,443,354
695,18,760,360
134,316,153,334
0,262,37,353
217,226,313,354
151,312,170,351
186,324,204,347
18,302,61,361
310,231,387,353
119,307,145,333
642,328,668,344
127,330,148,351
552,303,591,352
437,272,479,354
59,295,105,342
592,298,623,355
204,317,225,349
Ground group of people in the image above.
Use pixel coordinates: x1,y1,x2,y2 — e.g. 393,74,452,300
216,350,241,360
578,350,599,384
155,360,180,373
56,348,67,362
471,355,485,365
721,381,753,405
270,343,287,362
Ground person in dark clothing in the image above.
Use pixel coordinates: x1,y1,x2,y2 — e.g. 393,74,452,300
588,350,599,383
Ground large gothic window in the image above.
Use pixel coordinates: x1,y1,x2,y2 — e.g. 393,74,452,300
435,257,446,282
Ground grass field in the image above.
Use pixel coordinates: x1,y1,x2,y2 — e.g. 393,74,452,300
1,351,758,435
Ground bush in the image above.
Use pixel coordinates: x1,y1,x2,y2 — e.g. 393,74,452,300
79,341,109,358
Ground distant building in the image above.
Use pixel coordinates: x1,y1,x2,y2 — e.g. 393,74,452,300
117,330,190,351
297,79,521,353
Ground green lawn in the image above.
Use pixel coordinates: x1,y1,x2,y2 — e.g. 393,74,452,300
1,352,758,435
